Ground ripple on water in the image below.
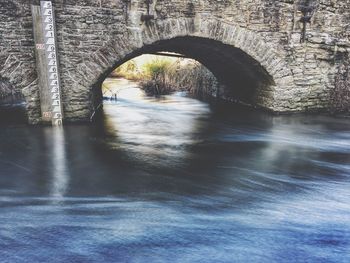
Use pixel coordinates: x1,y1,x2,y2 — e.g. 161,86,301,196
0,79,349,262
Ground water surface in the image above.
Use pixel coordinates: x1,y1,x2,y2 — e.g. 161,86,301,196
0,78,349,262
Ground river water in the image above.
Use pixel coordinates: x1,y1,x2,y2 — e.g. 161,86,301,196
0,78,349,263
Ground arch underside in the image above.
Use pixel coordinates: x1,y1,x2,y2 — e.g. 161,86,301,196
109,36,275,105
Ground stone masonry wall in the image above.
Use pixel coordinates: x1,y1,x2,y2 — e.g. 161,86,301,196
0,0,39,120
0,0,349,123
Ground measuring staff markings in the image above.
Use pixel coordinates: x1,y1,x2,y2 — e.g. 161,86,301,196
41,1,63,125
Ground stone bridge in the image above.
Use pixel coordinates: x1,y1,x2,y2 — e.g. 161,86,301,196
0,0,349,124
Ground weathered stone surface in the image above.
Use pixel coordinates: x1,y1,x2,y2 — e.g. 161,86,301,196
332,54,350,113
0,0,349,123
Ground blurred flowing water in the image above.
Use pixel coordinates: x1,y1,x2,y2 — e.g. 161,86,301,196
0,78,349,263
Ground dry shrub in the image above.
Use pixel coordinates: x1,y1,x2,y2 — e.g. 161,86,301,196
113,56,218,97
165,61,218,97
110,60,144,80
140,58,173,95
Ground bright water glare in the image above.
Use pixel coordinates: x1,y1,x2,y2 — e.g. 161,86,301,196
0,78,350,263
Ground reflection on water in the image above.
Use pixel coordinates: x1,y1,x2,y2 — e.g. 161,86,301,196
0,78,350,263
49,127,69,200
102,78,211,168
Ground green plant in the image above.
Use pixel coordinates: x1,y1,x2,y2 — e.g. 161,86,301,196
140,58,173,95
142,58,171,80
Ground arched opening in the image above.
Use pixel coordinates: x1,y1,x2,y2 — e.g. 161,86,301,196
62,19,296,122
89,36,276,120
87,35,279,164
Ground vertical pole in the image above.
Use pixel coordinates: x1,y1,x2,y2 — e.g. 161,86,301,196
32,1,63,126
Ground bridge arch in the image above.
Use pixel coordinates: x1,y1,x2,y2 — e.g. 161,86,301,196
64,18,295,121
